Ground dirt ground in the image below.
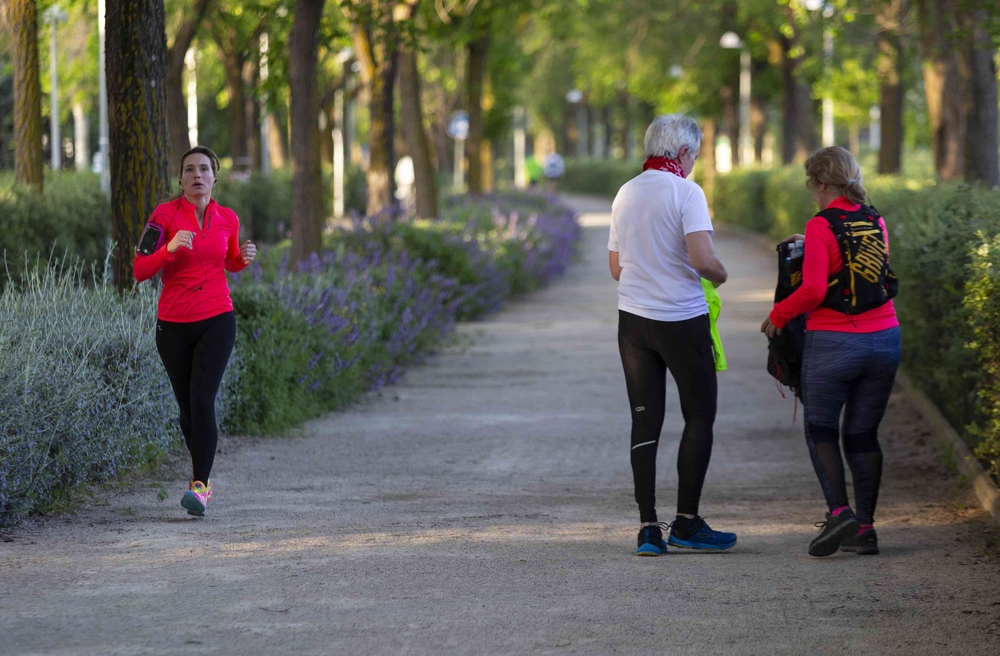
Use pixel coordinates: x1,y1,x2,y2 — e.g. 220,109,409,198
1,194,998,655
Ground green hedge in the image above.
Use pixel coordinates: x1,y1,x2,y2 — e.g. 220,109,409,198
560,158,642,197
0,172,111,287
712,166,1000,479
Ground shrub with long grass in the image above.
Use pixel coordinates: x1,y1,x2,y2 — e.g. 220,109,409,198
0,255,239,526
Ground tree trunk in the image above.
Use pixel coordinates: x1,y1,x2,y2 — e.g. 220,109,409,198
106,0,172,290
701,117,717,209
466,27,489,194
399,47,438,219
964,10,999,187
601,106,611,159
7,0,44,192
917,0,965,181
618,91,632,160
794,78,817,162
289,0,326,265
751,95,766,164
218,45,249,172
875,0,906,175
267,112,287,169
165,0,212,177
365,44,394,215
780,36,797,165
351,15,398,216
244,35,262,171
721,85,738,169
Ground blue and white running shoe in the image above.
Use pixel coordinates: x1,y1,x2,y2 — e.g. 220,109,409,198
667,516,737,551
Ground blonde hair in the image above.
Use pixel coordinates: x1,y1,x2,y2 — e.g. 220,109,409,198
804,146,867,205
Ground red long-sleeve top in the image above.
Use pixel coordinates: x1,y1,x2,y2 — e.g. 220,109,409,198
769,196,898,333
134,197,248,323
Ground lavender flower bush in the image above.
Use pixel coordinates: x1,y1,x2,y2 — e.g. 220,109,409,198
225,192,580,435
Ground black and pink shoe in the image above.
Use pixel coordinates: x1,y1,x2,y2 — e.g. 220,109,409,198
840,527,879,555
808,508,860,557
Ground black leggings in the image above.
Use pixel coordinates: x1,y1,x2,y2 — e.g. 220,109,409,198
618,310,717,523
156,311,236,484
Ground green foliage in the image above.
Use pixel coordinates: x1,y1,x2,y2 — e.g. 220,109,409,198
559,158,641,198
713,165,1000,479
225,281,368,436
0,172,110,286
216,166,366,243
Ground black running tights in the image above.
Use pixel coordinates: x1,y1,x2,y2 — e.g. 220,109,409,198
618,310,718,524
155,311,236,484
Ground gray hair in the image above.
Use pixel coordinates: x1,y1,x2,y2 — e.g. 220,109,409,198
644,114,703,159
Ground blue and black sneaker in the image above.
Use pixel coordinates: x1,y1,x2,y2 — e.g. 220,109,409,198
636,523,668,557
667,516,737,551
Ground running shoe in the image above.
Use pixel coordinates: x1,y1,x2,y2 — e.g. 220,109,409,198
667,516,737,551
840,527,879,555
808,509,860,557
636,523,669,556
181,480,211,517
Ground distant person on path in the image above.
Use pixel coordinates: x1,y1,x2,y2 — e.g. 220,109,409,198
762,146,900,557
542,151,565,192
608,114,736,556
134,146,257,517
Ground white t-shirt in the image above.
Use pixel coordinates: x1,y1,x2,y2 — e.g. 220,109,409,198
608,169,714,322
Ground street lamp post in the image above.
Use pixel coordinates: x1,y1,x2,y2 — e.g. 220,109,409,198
98,0,110,195
720,32,752,166
805,0,836,147
42,5,68,171
565,89,586,158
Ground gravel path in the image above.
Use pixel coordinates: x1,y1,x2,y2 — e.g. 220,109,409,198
2,194,998,655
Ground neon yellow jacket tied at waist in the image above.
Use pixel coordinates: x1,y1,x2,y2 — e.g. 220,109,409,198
701,278,728,372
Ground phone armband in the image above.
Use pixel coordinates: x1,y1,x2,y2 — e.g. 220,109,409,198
136,221,165,256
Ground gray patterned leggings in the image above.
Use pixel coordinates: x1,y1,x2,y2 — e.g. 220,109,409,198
801,326,902,525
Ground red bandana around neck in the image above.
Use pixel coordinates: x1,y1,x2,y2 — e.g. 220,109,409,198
643,156,686,178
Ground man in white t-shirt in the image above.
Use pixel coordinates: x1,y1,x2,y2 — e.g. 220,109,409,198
609,113,736,556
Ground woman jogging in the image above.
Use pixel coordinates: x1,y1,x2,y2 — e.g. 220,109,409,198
762,146,900,557
609,114,737,556
134,146,256,517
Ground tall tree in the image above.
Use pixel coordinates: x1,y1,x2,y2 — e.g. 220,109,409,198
399,45,437,217
963,6,999,188
464,19,488,193
289,0,326,265
106,0,172,290
5,0,43,191
916,0,965,180
165,0,213,176
342,0,414,216
874,0,907,175
211,9,268,172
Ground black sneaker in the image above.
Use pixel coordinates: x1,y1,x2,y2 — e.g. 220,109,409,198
636,524,668,556
808,509,860,557
840,527,879,555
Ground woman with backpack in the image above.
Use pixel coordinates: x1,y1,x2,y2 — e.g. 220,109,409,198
761,146,900,557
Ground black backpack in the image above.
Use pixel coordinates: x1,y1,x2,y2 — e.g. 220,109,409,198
815,205,898,314
767,241,806,398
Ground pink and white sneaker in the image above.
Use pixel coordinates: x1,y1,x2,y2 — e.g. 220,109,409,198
181,480,212,516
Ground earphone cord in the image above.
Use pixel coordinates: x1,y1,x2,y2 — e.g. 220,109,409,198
164,199,209,292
